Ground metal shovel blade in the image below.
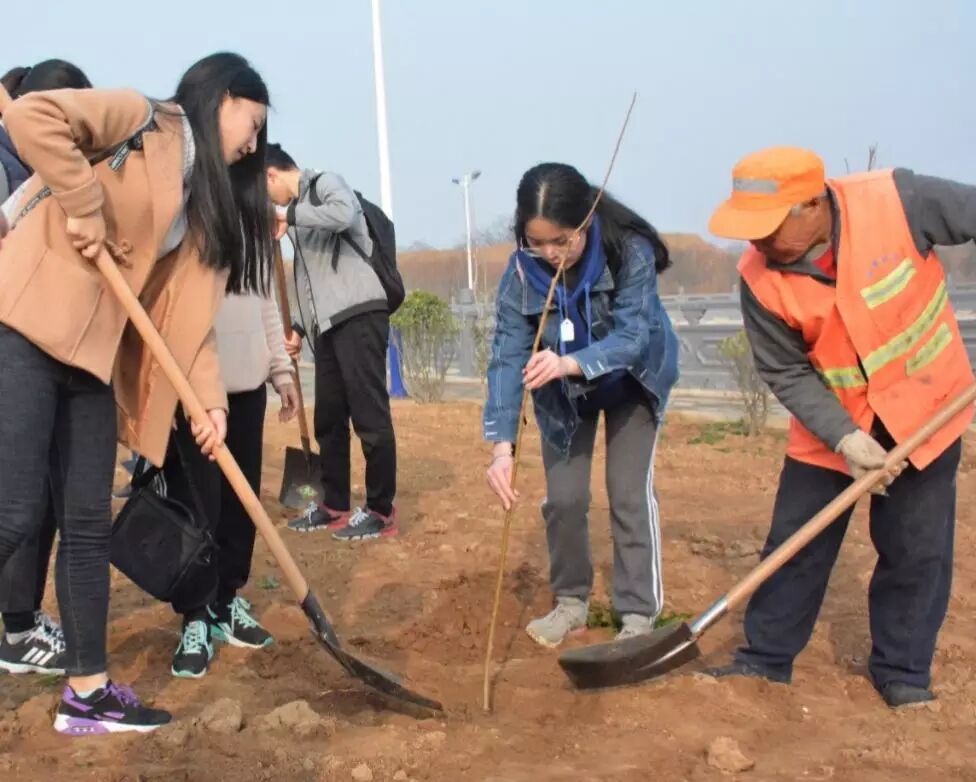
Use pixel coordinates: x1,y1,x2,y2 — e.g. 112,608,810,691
301,592,443,713
279,446,324,509
558,622,700,690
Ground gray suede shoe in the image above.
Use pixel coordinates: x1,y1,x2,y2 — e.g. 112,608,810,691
526,596,588,648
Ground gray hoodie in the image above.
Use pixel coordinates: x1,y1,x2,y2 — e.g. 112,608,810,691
287,169,386,337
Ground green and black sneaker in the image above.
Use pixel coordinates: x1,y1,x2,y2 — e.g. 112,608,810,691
171,618,214,679
208,597,274,649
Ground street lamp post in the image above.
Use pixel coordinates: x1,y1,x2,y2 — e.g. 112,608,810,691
370,0,408,397
371,0,393,218
451,170,481,295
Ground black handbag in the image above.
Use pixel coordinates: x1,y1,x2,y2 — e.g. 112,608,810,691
110,433,215,603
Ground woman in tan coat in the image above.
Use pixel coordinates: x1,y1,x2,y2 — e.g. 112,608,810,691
0,52,273,735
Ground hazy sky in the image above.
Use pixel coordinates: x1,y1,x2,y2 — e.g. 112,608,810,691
5,1,974,248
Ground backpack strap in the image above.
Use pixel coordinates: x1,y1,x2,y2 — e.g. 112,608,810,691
330,232,370,271
170,414,214,532
12,100,157,228
307,173,323,207
309,173,371,270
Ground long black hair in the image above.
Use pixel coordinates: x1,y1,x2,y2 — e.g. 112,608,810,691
170,52,272,296
2,59,92,98
514,162,671,274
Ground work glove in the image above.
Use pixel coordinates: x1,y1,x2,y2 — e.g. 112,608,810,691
835,430,907,495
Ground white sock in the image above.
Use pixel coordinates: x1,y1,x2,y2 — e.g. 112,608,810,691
6,630,32,645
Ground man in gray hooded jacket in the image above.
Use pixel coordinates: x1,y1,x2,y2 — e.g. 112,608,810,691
267,144,398,541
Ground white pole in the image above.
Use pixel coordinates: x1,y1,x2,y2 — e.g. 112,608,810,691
370,0,393,218
463,177,474,292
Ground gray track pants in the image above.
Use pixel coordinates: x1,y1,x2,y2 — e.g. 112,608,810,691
540,395,663,617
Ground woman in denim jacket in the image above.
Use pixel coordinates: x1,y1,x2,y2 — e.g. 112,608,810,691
484,162,678,647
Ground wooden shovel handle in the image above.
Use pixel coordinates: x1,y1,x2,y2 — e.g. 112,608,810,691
95,249,311,601
726,382,976,609
271,242,312,447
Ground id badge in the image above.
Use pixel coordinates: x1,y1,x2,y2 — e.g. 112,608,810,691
560,318,575,343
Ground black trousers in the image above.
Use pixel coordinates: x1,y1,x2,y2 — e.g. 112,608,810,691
164,385,267,616
0,489,56,629
0,324,116,675
736,439,960,691
314,311,397,516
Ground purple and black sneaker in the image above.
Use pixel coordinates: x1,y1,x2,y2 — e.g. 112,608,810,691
53,681,171,736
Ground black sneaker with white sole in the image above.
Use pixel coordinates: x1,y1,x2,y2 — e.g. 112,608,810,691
208,597,273,649
0,613,66,675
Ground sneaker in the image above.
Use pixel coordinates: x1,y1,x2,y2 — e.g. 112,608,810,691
705,659,792,684
525,596,588,648
171,619,214,678
879,681,935,708
208,597,273,649
0,613,66,675
332,507,399,541
54,681,171,735
615,613,654,641
288,502,351,533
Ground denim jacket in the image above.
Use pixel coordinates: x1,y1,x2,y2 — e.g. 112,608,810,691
483,233,679,453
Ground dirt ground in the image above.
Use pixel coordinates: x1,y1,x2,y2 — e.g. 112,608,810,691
1,401,975,781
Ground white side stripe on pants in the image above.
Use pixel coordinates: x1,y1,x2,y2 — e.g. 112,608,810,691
645,428,664,618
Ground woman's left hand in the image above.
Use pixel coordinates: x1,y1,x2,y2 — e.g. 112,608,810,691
191,408,227,461
523,350,579,390
277,382,300,423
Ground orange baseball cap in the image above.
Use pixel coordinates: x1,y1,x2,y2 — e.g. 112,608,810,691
709,146,826,240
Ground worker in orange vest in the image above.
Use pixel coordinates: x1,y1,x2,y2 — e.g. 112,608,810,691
705,146,975,708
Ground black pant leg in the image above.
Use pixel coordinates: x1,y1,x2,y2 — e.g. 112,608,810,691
0,486,56,617
313,330,352,511
215,386,267,604
331,313,397,516
49,365,117,676
867,439,960,691
737,457,856,679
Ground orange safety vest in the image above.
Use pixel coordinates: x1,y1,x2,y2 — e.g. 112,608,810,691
739,169,974,473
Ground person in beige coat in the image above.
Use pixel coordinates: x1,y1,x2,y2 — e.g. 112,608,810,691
163,292,298,678
0,52,274,735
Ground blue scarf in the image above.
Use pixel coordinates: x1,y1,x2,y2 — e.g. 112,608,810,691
518,216,606,356
518,216,634,413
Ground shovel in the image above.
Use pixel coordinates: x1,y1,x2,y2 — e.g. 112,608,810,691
271,242,324,509
96,248,442,712
559,382,976,689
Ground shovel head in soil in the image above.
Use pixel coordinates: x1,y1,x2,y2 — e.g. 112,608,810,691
558,622,700,690
301,592,444,713
279,445,324,509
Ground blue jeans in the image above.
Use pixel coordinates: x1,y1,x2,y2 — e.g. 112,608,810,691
0,324,116,675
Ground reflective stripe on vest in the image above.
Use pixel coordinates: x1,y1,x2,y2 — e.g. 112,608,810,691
820,366,867,389
860,258,916,309
906,322,953,376
862,282,949,376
